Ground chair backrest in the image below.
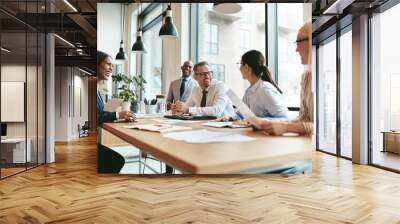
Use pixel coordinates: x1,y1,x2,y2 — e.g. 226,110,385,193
82,121,90,129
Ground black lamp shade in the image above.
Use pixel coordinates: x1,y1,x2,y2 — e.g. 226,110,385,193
132,34,146,54
115,41,127,60
159,6,178,39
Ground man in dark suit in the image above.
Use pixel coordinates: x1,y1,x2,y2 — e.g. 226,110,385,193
97,51,134,173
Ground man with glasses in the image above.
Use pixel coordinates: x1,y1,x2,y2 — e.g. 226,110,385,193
171,61,235,118
166,61,197,110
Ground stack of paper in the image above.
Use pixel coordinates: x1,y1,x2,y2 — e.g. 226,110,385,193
123,124,192,133
163,129,255,143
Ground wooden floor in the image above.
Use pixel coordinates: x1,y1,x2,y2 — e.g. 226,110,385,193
372,150,400,171
1,135,400,223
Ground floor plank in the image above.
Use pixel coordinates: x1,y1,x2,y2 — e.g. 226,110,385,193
1,135,400,223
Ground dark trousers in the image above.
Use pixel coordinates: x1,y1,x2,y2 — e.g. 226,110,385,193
97,144,125,173
165,165,173,174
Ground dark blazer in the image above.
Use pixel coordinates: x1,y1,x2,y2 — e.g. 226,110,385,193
97,91,124,173
97,91,117,126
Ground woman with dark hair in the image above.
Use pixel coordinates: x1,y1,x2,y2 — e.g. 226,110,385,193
97,51,134,124
239,50,288,119
97,51,134,173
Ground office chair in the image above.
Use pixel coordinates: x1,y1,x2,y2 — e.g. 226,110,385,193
78,121,90,138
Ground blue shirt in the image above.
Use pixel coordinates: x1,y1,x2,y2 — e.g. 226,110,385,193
242,79,288,119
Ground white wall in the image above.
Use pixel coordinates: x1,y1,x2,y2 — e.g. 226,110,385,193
54,67,89,141
1,65,36,137
97,3,122,61
1,64,47,163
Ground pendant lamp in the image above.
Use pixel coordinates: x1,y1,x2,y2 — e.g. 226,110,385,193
213,3,242,14
132,2,147,54
116,4,127,61
159,4,178,39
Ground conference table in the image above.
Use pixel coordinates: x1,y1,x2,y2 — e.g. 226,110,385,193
102,118,312,174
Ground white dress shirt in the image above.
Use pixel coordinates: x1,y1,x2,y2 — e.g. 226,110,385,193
185,81,235,118
242,78,288,119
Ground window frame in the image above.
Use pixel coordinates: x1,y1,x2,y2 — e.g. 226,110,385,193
138,3,164,100
204,23,219,55
210,63,225,82
315,23,353,161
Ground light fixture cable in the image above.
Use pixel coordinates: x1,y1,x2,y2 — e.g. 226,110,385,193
116,3,127,60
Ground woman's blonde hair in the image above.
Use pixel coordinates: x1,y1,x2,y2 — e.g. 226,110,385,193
298,21,312,67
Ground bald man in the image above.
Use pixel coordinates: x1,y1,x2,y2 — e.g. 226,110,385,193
166,61,197,109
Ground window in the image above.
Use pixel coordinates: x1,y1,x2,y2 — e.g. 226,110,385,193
340,28,352,158
371,3,400,171
204,23,219,55
140,4,163,100
272,3,312,109
240,30,250,54
317,36,337,155
197,3,265,97
210,64,225,82
239,6,249,24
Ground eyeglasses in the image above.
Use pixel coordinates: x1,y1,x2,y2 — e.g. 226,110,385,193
236,62,242,69
195,71,213,77
294,38,309,44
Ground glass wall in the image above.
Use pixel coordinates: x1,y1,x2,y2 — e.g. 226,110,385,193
315,24,353,159
339,28,352,158
0,1,46,179
371,3,400,171
197,3,265,97
317,36,337,154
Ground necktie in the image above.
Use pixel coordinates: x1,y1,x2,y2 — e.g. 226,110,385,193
200,89,208,107
180,78,187,99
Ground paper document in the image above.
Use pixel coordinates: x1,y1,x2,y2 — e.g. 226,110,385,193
152,119,201,124
104,98,123,112
226,90,262,129
123,124,192,133
163,129,255,143
203,121,248,128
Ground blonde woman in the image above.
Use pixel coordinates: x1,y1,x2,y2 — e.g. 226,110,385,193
256,22,313,136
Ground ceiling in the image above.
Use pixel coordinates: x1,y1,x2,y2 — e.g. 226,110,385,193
0,0,395,72
0,0,99,72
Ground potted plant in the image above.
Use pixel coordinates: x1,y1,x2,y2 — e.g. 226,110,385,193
111,73,146,113
118,84,136,111
132,74,146,102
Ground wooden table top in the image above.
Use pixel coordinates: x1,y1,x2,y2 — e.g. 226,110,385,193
102,119,312,174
